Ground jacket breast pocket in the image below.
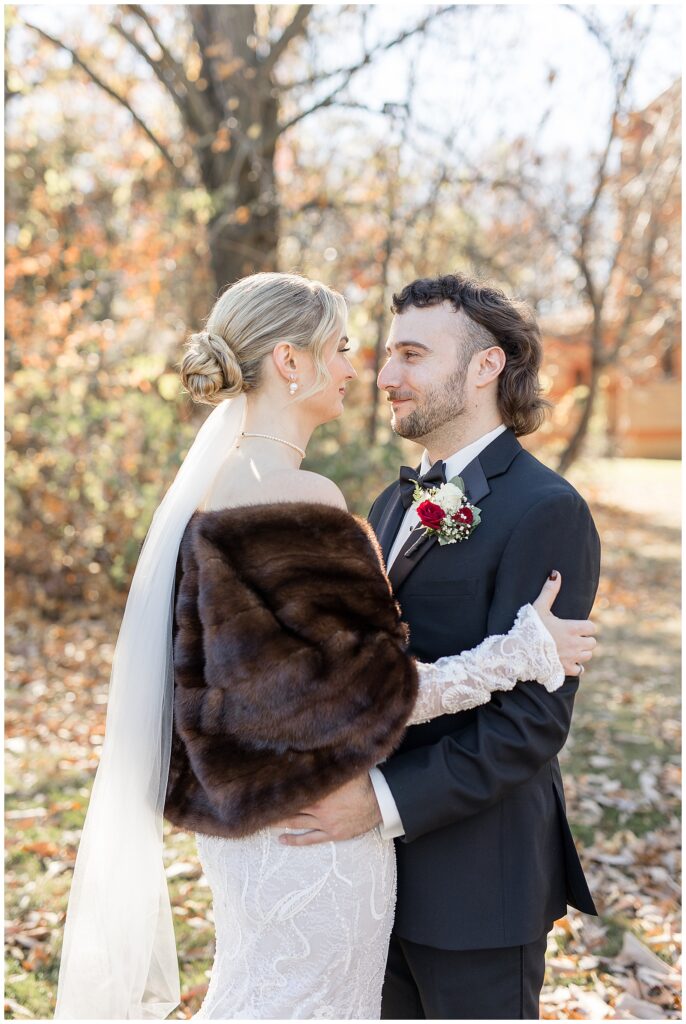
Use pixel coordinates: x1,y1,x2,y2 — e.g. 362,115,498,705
405,578,478,598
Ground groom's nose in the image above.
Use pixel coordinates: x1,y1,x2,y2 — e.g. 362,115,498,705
377,359,400,392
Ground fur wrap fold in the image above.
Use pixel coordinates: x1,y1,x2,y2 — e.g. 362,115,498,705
164,502,418,838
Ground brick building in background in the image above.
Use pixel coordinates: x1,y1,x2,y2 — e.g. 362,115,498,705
534,79,681,461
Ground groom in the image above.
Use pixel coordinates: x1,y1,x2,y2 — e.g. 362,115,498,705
278,273,601,1019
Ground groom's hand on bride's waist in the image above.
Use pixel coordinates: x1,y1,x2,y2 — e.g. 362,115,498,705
275,773,382,845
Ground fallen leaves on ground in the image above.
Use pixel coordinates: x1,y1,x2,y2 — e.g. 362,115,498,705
5,460,681,1019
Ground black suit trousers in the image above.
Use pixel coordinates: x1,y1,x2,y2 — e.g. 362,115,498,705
380,926,550,1020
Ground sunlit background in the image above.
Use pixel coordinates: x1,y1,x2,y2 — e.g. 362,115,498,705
5,5,681,1019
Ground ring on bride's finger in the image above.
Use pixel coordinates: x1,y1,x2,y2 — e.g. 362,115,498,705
577,663,585,675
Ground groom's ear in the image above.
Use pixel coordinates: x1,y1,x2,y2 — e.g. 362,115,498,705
473,345,506,389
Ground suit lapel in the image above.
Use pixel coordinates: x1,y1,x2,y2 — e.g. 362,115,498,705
376,484,409,563
476,427,522,479
460,457,490,505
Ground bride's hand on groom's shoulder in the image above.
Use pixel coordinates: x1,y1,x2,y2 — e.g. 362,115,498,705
275,773,382,846
533,571,598,677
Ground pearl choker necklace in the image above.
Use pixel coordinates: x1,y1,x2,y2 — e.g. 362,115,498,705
240,432,306,459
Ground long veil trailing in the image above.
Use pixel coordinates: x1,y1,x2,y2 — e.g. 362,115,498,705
54,395,247,1020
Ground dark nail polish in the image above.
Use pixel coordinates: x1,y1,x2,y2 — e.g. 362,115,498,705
549,571,558,580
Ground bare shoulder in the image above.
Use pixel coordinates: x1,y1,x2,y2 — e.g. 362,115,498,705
298,471,348,509
262,469,348,510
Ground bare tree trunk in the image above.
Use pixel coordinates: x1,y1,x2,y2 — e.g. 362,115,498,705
365,89,417,444
205,151,279,288
189,5,280,288
367,243,393,446
557,355,601,475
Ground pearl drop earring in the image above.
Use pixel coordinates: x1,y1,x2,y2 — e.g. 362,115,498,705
288,375,298,396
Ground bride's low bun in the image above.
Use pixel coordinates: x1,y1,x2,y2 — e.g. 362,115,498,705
180,330,244,406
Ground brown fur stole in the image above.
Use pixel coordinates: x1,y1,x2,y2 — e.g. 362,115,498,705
163,502,418,838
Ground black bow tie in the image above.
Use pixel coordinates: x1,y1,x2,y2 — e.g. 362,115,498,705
398,461,446,510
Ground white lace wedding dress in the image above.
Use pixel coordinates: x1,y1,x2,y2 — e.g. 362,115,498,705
191,603,563,1020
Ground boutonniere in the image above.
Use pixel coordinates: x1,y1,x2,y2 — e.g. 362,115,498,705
409,477,481,552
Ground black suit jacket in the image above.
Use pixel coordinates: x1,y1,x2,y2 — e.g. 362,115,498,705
369,429,601,950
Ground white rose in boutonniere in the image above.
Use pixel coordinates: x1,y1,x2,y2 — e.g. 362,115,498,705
435,481,464,513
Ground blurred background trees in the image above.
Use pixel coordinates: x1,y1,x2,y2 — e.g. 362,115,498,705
5,2,680,609
17,4,455,288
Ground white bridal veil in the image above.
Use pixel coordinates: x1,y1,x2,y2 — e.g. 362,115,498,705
55,395,247,1019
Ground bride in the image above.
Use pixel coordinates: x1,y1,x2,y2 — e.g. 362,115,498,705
54,272,596,1020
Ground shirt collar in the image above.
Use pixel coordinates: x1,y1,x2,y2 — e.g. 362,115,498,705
420,423,507,478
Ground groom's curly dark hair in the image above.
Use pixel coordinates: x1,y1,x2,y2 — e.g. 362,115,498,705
391,273,551,437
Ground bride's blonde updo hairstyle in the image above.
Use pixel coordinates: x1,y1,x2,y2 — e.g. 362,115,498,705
180,272,348,406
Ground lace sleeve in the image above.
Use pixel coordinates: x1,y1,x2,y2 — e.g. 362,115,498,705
408,604,565,726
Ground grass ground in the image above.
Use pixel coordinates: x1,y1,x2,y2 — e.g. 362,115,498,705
5,458,681,1020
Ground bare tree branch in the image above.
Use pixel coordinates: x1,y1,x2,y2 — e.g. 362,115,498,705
26,21,190,185
568,18,645,323
603,153,665,299
280,5,456,91
122,5,216,135
261,5,313,72
578,52,637,252
112,19,186,111
124,4,189,95
563,5,614,63
276,6,456,135
606,155,681,362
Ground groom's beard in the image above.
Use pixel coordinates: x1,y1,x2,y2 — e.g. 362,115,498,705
390,364,469,441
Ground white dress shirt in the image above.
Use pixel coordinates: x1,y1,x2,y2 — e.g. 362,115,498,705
370,423,507,839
